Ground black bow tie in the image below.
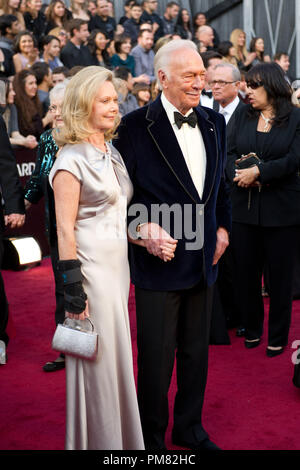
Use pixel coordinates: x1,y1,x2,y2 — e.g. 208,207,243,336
202,89,213,99
174,111,197,129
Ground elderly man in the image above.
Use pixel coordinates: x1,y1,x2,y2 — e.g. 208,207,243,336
195,25,215,50
211,63,244,134
0,115,25,364
114,40,231,450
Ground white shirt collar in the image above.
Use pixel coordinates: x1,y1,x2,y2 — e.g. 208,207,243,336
219,95,240,116
161,92,193,126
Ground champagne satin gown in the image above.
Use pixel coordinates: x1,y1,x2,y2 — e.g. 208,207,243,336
49,142,144,450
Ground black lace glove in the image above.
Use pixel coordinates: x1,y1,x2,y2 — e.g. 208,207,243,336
57,259,87,314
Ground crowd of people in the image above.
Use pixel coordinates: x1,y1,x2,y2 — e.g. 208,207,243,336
1,0,300,452
0,0,295,147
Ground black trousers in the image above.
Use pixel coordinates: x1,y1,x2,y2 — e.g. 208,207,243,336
231,222,300,346
135,282,213,450
0,232,9,345
214,241,241,328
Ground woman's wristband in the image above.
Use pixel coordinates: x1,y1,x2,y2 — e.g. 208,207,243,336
57,259,87,314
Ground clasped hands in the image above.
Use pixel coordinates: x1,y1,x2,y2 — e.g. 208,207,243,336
138,222,178,262
4,213,25,229
233,165,260,188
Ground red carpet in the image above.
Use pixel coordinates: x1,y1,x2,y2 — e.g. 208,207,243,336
1,258,300,451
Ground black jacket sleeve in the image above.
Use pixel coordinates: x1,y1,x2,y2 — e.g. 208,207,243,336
0,116,25,215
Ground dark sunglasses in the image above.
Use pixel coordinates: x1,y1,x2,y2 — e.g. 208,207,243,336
246,80,264,90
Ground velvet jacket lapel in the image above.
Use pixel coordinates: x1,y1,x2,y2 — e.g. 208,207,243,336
145,97,201,203
194,106,219,206
145,96,219,206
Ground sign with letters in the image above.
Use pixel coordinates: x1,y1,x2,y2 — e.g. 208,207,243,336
4,147,50,257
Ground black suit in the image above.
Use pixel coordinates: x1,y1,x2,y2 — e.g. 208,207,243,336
60,41,94,69
226,104,300,346
114,96,231,449
212,99,245,333
226,99,245,141
88,15,116,39
123,18,141,45
0,116,24,345
213,98,245,137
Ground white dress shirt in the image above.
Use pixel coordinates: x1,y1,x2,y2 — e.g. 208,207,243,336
200,91,214,109
161,92,207,199
218,95,240,124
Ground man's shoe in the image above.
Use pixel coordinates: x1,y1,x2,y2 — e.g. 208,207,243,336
266,346,284,357
244,338,261,349
173,437,221,451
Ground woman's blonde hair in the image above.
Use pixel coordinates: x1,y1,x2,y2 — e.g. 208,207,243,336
230,28,248,60
54,66,120,146
70,0,89,15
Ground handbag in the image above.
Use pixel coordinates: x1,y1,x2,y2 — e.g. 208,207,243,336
235,152,262,170
235,152,263,210
52,317,98,360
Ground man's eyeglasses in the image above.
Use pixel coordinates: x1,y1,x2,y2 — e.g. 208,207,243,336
209,80,237,88
246,80,264,90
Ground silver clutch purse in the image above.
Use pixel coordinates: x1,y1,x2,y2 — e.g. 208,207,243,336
52,318,98,360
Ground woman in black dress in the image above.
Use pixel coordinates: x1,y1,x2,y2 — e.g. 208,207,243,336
175,8,193,40
227,63,300,357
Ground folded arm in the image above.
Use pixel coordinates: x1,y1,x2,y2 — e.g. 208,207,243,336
52,169,89,321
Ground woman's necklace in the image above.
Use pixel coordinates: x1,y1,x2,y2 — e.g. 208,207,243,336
260,111,273,132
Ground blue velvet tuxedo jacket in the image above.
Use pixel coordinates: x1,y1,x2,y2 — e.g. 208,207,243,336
114,96,231,290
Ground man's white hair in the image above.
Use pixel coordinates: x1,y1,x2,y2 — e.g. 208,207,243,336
197,25,213,35
214,63,241,82
154,39,198,90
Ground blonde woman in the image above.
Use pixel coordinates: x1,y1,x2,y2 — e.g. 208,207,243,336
230,28,256,70
69,0,90,21
49,66,144,451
